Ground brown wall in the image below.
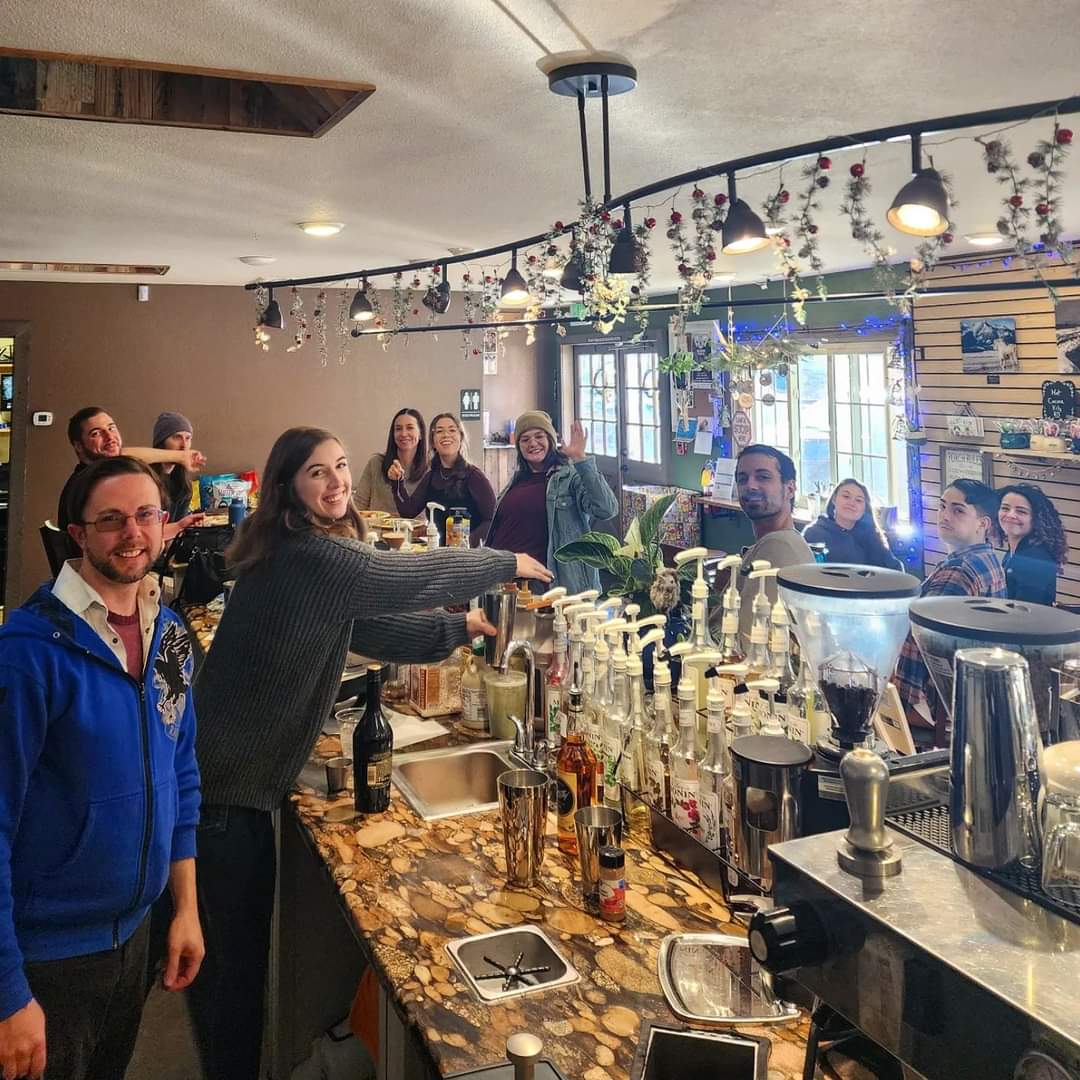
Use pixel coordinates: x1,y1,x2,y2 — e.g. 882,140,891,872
0,282,549,603
913,257,1080,604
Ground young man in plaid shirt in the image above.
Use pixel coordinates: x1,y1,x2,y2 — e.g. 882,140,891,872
894,479,1006,746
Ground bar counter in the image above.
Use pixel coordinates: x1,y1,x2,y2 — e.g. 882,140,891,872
183,604,809,1078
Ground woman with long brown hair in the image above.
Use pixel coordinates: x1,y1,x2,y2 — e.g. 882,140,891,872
803,477,902,569
397,412,496,544
354,406,429,513
188,426,551,1080
997,483,1068,605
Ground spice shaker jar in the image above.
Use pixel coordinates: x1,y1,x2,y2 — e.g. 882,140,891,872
598,845,626,922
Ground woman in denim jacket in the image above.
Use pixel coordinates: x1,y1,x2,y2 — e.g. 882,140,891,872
487,410,618,592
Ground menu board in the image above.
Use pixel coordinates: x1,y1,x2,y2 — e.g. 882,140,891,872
1042,380,1076,420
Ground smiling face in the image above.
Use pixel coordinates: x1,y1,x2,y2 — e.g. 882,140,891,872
832,483,867,530
518,427,552,471
393,414,421,457
998,491,1034,546
432,416,463,463
294,439,352,521
70,473,165,585
736,452,794,521
938,486,989,550
75,412,122,462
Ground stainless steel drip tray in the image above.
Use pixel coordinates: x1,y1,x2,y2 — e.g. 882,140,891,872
447,926,580,1003
657,934,800,1027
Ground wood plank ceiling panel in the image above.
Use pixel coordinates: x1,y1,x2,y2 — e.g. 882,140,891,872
0,48,375,137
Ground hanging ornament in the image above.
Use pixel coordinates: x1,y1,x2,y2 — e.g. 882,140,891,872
336,288,351,365
314,290,328,367
738,391,755,410
889,379,905,407
761,392,776,407
285,287,308,353
759,370,773,387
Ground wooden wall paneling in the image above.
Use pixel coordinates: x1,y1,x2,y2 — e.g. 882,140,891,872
913,256,1080,603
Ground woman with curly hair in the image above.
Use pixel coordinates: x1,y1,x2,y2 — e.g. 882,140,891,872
997,483,1068,605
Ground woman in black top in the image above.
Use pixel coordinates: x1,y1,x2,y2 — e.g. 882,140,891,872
997,483,1067,605
398,412,496,544
803,478,902,569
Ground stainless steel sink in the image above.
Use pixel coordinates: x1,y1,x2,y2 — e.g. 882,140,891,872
391,740,516,820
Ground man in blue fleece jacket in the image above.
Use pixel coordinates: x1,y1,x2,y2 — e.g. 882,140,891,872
0,456,203,1080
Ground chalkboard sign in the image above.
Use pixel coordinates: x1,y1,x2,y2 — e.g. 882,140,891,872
1042,380,1076,420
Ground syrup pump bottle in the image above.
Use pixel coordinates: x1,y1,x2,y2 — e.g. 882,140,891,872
722,696,755,875
714,554,747,664
644,640,675,815
579,610,606,772
602,620,631,810
745,567,778,680
699,666,730,854
564,600,599,688
424,501,446,549
668,646,720,839
620,648,654,837
543,593,574,747
673,546,717,710
587,632,614,804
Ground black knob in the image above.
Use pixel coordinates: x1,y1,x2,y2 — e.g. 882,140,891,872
748,904,828,973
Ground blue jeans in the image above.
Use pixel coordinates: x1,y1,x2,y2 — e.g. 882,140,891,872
186,805,276,1080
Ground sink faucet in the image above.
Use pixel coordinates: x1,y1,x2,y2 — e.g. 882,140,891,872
502,639,545,769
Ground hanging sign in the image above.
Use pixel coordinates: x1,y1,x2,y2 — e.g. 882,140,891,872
459,389,481,420
1042,380,1076,421
731,409,753,449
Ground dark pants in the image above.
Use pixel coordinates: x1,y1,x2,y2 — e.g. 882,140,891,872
23,916,150,1080
186,804,276,1080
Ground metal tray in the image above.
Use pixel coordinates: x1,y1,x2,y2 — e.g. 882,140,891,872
657,934,800,1028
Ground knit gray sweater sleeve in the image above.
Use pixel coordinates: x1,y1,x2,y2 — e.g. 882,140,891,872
326,538,518,618
350,610,470,662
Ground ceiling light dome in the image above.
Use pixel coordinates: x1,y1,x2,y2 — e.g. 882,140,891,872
298,221,345,237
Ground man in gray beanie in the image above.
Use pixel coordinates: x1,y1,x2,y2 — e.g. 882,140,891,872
151,411,205,540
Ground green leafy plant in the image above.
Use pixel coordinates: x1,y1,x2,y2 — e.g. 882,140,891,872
658,350,695,377
555,493,696,616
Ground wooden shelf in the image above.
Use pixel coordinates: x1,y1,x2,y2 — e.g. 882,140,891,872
990,447,1080,461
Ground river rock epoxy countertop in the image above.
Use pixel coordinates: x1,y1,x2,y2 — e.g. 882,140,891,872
291,734,809,1080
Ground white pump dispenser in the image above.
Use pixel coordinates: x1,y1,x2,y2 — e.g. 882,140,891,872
746,567,778,678
425,502,446,549
673,547,715,649
668,648,721,838
715,554,746,661
644,638,675,814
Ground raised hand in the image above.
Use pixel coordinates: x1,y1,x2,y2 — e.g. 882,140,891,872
466,608,497,638
562,420,588,462
387,459,405,483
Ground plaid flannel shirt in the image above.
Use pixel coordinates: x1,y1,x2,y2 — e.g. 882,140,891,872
894,543,1007,709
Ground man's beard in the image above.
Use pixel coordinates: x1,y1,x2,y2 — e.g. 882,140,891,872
86,546,155,584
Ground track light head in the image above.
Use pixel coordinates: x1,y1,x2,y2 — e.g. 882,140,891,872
500,251,531,306
261,289,285,329
349,281,375,322
886,167,950,236
560,248,586,293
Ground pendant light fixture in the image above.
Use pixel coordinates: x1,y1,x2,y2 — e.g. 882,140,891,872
886,133,950,237
560,238,586,293
500,249,530,306
721,172,770,255
609,203,641,276
349,279,375,321
261,288,285,329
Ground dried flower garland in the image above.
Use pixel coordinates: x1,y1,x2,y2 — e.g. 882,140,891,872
628,216,655,341
285,287,308,353
1029,121,1073,262
762,179,812,324
794,157,832,286
252,283,270,351
337,287,352,364
313,289,329,367
838,158,904,305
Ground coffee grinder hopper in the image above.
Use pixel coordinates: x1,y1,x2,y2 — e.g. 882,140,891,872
908,597,1080,739
778,565,921,751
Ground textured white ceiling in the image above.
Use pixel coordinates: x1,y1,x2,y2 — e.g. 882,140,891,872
1,0,1078,289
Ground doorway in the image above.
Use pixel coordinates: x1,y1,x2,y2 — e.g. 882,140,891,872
571,340,664,532
0,322,30,616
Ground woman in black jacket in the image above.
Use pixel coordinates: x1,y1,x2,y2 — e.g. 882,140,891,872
998,483,1067,605
803,478,902,569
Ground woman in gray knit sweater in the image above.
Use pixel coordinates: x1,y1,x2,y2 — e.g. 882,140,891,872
188,426,551,1080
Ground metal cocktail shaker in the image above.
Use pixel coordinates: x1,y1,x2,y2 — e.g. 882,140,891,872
497,769,549,887
950,647,1042,870
483,586,519,669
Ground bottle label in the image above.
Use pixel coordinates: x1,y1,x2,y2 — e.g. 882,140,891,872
749,692,770,730
599,875,626,918
556,770,578,833
365,751,392,789
698,790,722,853
717,676,736,711
646,757,668,813
545,688,564,741
461,684,485,730
603,732,621,790
786,706,810,744
671,777,701,836
586,725,604,772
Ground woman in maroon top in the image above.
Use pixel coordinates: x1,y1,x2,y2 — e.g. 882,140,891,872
486,410,618,592
397,413,497,545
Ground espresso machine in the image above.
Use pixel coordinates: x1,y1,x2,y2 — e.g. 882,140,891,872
747,597,1080,1079
777,564,949,835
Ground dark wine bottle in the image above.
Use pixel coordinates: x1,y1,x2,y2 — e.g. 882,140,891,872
353,665,393,813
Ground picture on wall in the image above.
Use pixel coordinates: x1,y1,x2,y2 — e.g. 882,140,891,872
1057,299,1080,374
960,317,1018,373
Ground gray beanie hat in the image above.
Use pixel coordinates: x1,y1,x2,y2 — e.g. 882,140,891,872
153,411,193,447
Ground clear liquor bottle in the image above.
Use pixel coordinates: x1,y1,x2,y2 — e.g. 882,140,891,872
644,663,675,815
699,687,728,854
586,638,613,805
602,652,629,811
620,654,651,836
544,621,569,748
671,678,703,839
